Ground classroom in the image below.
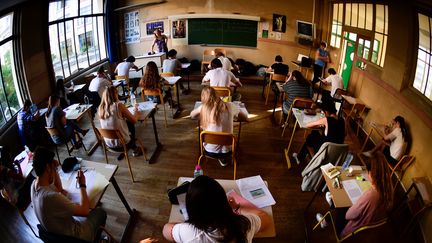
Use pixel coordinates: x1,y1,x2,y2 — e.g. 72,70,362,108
0,0,431,242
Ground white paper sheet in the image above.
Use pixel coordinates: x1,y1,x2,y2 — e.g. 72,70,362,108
236,175,276,208
342,179,363,204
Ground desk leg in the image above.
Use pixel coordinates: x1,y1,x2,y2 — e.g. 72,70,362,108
284,121,298,169
172,82,182,118
303,179,325,243
237,121,242,149
86,110,100,156
148,110,163,164
261,74,268,98
111,177,137,243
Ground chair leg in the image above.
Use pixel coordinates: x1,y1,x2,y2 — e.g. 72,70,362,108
65,143,72,156
102,144,109,164
265,82,271,105
281,111,291,137
54,145,61,163
124,153,135,182
136,139,148,161
162,103,168,127
233,158,237,180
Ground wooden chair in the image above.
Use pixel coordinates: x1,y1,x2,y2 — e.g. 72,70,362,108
313,211,388,242
142,88,172,127
96,128,148,183
198,131,237,180
45,127,87,162
213,86,232,102
160,72,177,104
281,97,314,137
388,155,415,180
342,103,366,136
333,88,349,102
265,73,286,105
201,49,215,74
214,48,226,56
115,75,130,99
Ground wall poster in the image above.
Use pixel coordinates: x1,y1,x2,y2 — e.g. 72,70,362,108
146,21,164,35
172,20,186,38
124,11,140,44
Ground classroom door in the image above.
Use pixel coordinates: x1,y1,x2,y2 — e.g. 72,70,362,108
340,32,357,89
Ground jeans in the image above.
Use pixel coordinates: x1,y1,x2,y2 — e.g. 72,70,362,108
76,207,107,241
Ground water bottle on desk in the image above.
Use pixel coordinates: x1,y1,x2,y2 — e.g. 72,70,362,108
130,91,136,107
84,95,89,105
193,165,203,178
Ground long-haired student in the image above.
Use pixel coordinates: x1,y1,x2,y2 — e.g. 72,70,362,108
163,175,271,242
190,86,247,166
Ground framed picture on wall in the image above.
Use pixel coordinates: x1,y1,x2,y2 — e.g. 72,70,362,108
172,19,186,38
125,11,140,44
146,21,164,35
272,14,286,33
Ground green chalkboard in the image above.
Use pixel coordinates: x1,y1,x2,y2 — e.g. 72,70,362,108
188,18,257,47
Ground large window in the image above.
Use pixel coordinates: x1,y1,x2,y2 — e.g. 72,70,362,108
330,3,388,67
0,13,21,126
414,14,432,101
48,0,107,79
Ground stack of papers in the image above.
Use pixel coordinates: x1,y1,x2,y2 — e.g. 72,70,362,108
236,175,276,208
321,163,341,179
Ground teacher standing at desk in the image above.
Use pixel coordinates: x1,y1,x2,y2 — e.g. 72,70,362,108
152,29,168,53
313,41,330,86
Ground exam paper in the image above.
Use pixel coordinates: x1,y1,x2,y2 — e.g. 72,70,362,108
342,179,363,204
236,175,276,208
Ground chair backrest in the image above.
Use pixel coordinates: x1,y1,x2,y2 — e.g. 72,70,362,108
390,155,415,176
334,88,349,98
271,73,287,82
96,127,126,145
200,131,235,147
45,127,60,137
37,224,90,243
115,75,129,82
142,88,163,97
213,86,231,99
203,50,215,62
292,97,314,109
160,72,174,78
214,48,226,56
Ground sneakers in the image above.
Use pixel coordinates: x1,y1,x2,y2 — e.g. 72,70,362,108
316,213,328,228
292,153,300,165
325,192,333,207
117,153,125,161
362,151,373,157
218,158,228,167
132,148,143,157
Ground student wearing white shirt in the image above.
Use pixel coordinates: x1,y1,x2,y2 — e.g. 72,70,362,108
321,68,344,98
114,56,139,92
202,59,242,88
163,175,270,243
162,49,185,91
88,66,112,117
208,51,233,71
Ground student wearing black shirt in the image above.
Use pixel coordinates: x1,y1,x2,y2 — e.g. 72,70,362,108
269,55,289,75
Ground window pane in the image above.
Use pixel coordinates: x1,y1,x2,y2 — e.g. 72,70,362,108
338,4,343,22
58,22,71,77
79,0,91,15
384,5,388,34
345,4,351,26
0,41,20,121
93,0,104,14
351,4,358,27
358,4,366,29
380,35,387,66
425,67,432,99
97,16,107,59
76,18,90,70
419,14,431,52
376,5,384,33
65,20,79,73
49,25,64,78
414,57,425,91
65,0,78,18
49,1,64,22
366,4,373,30
0,13,13,40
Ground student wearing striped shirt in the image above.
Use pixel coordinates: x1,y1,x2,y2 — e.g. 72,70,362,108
282,70,313,120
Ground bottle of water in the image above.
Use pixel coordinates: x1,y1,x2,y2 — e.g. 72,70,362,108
193,165,203,178
84,95,89,105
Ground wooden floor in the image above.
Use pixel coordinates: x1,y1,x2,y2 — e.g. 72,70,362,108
2,80,405,243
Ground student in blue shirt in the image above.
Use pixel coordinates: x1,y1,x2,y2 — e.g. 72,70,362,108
312,42,330,86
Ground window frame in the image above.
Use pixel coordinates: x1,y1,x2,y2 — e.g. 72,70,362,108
48,0,107,82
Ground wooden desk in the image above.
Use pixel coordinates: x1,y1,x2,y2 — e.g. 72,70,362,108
168,177,276,238
181,63,191,93
341,95,364,106
163,76,182,118
127,102,162,163
193,101,249,149
284,108,323,169
291,61,313,80
72,84,86,92
64,104,100,155
76,160,137,243
321,166,369,208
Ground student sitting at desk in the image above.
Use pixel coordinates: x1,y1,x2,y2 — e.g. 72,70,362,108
162,49,185,91
114,56,139,93
282,70,313,121
45,95,89,149
163,175,271,242
98,86,142,159
203,58,241,87
17,99,40,151
55,78,73,109
31,147,107,242
321,68,343,99
190,87,247,166
267,55,289,75
326,151,393,237
88,66,112,117
293,98,345,164
140,61,173,104
362,116,408,165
